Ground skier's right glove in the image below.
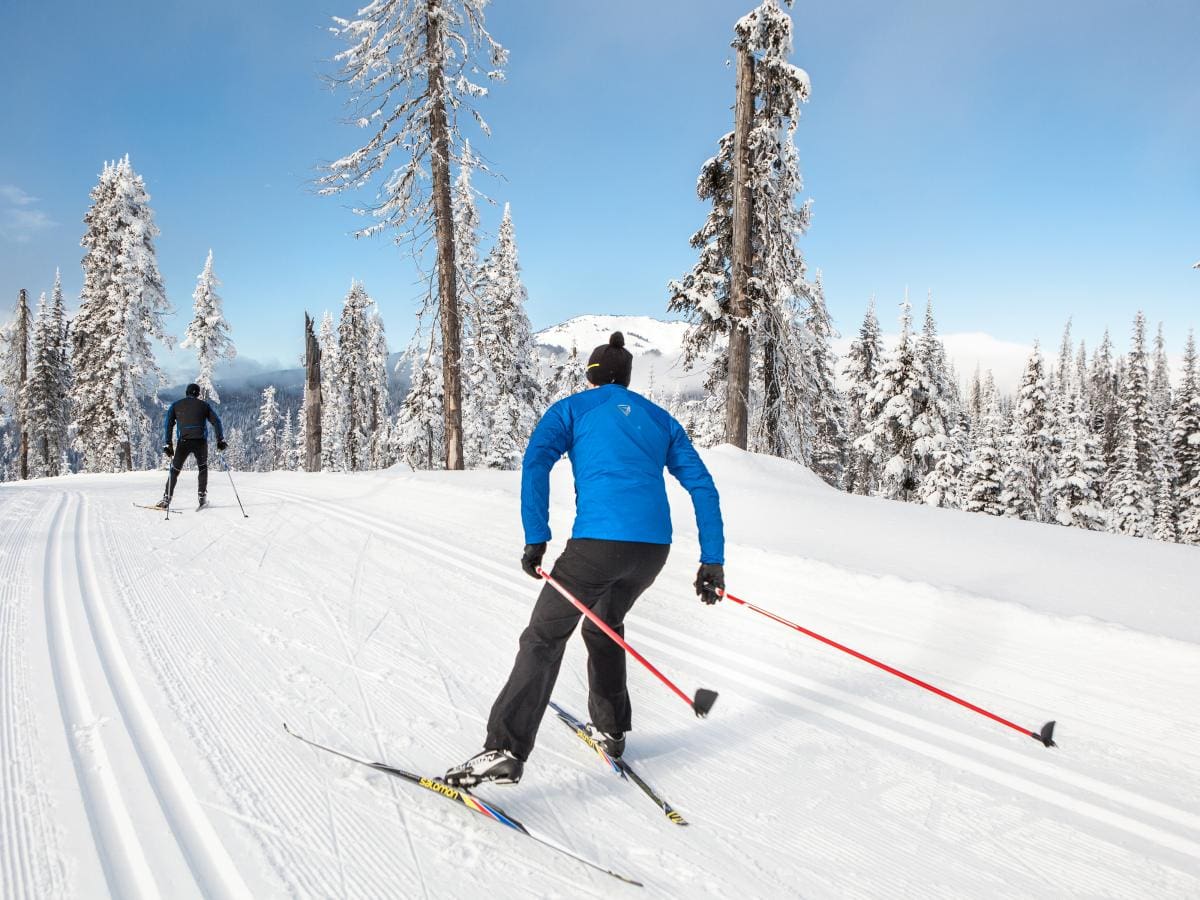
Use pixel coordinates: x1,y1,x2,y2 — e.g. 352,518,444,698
694,563,725,605
162,444,174,457
217,440,228,451
521,543,547,580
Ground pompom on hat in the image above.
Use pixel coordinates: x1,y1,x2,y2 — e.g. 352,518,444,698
586,332,633,387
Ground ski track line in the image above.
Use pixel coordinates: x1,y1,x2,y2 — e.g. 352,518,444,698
632,628,1200,865
72,493,255,900
97,499,404,899
42,493,161,899
0,495,68,900
313,585,432,900
258,487,1200,864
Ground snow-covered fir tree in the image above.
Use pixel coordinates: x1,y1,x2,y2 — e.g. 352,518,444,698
855,299,931,502
257,385,281,472
318,311,343,471
393,334,445,469
453,141,484,330
0,293,31,463
1088,329,1119,471
1048,381,1106,530
1107,313,1155,537
546,344,582,405
366,312,393,468
334,282,379,472
468,204,544,469
999,343,1050,521
802,272,848,486
1171,330,1200,543
71,156,172,472
21,276,72,478
669,0,831,464
842,299,883,495
280,409,296,471
962,371,1006,516
320,0,508,471
180,249,236,403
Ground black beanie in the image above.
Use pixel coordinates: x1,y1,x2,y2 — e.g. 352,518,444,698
186,383,201,398
586,332,633,387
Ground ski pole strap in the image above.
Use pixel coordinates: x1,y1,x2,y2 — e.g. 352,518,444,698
721,590,1055,747
537,567,717,717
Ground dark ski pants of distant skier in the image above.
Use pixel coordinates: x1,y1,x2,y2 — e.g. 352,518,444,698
168,439,209,498
485,538,670,761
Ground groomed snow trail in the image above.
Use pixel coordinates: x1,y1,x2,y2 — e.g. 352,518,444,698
1,458,1199,899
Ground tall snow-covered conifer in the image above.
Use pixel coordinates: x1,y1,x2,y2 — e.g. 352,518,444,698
843,297,883,494
257,386,281,471
320,0,507,471
471,204,544,469
22,276,72,478
1000,344,1050,521
669,0,826,462
1171,330,1200,543
393,334,445,469
1108,313,1155,537
180,250,236,403
962,372,1006,516
318,311,343,471
855,299,930,501
335,282,378,472
72,157,172,472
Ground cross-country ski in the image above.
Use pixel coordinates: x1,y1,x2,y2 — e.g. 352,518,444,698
283,724,643,887
3,1,1199,898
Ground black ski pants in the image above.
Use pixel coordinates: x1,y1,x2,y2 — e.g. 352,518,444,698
485,538,670,761
168,439,209,498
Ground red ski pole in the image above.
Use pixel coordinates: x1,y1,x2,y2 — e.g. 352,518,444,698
537,567,718,717
721,590,1056,748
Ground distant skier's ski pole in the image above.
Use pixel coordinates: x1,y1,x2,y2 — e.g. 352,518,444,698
721,590,1056,748
537,567,718,717
220,453,249,518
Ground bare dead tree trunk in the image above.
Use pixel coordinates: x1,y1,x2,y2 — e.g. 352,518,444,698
304,312,323,472
725,45,755,450
427,0,464,470
16,289,29,479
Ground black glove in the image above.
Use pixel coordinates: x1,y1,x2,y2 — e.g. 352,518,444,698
694,563,725,605
521,543,547,580
163,444,174,457
217,440,228,451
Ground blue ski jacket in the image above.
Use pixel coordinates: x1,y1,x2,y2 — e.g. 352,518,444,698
521,385,724,564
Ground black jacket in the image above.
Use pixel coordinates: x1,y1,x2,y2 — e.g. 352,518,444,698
164,397,225,444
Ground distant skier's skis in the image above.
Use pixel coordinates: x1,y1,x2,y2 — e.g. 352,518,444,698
283,724,643,886
132,502,183,514
549,701,687,826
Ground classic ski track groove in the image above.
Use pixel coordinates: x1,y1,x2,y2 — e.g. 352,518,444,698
0,496,67,900
71,493,254,899
43,493,160,899
96,494,406,898
259,486,1200,869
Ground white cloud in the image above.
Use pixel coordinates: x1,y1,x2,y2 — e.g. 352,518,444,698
0,184,55,242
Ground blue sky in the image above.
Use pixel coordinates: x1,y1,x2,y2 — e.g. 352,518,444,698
1,0,1197,372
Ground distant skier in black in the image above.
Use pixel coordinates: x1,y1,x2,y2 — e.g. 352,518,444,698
156,383,227,510
445,332,726,787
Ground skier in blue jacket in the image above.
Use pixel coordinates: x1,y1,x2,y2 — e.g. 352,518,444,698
446,332,725,787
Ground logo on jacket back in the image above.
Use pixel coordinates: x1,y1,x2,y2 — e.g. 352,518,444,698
618,404,631,416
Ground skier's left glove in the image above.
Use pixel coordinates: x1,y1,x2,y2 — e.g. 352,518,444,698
521,543,547,580
162,444,174,457
694,563,725,605
217,440,228,451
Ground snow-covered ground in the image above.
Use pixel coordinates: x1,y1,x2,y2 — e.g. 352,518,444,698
1,449,1198,898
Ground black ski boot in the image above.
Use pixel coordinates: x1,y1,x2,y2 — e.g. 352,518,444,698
444,749,524,787
197,492,209,510
588,725,625,759
153,495,171,510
